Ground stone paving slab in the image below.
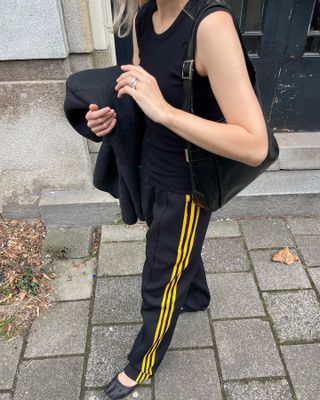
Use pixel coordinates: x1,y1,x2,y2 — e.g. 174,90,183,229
213,319,284,380
0,336,23,390
4,214,320,400
85,387,152,400
286,217,320,235
92,276,142,324
224,379,293,400
24,300,90,357
207,272,265,319
155,349,222,400
240,218,294,250
42,226,93,258
13,356,84,400
202,238,250,273
250,249,311,290
295,235,320,267
169,310,213,348
98,242,146,276
263,290,320,343
309,267,320,292
0,394,12,400
85,325,151,387
205,220,240,238
100,223,147,242
51,258,95,301
281,344,320,400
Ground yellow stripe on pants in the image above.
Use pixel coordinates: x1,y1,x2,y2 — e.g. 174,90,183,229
148,200,200,376
136,195,200,382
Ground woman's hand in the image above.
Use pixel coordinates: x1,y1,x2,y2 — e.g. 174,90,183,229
85,104,117,137
114,64,172,124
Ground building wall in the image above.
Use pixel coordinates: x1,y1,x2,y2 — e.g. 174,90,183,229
0,0,114,215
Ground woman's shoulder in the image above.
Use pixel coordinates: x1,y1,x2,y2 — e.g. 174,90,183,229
192,0,235,23
191,0,237,46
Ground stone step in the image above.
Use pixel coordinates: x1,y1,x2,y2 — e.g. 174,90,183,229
212,169,320,219
37,188,120,228
274,131,320,170
34,170,320,227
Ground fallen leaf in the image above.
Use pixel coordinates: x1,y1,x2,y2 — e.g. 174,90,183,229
271,246,300,265
42,273,52,281
19,291,27,300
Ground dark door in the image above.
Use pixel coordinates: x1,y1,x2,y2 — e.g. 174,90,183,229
269,0,320,131
226,0,320,131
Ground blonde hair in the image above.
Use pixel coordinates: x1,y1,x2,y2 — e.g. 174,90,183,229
109,0,150,38
108,0,196,38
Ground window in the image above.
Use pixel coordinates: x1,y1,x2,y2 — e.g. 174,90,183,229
226,0,265,56
304,0,320,54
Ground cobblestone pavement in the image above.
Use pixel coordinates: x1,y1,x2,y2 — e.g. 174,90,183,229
1,216,320,400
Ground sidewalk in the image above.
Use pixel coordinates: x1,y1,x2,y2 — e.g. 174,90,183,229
1,216,320,400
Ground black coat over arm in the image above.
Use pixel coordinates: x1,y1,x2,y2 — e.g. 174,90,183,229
63,65,146,225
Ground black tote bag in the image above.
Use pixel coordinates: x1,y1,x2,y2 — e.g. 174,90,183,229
181,1,280,211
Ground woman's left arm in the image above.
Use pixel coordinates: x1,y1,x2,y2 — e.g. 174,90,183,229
163,10,269,167
115,11,268,167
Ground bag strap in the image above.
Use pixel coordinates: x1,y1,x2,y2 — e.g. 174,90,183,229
182,2,257,162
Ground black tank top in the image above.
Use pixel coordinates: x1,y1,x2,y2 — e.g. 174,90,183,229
135,0,227,194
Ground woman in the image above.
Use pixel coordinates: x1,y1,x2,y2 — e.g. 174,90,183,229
86,0,268,398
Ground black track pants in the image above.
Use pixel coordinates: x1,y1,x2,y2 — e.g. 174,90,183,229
123,175,212,383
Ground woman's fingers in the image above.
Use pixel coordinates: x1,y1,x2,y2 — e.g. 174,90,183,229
115,68,152,88
85,106,111,121
85,104,118,137
87,109,116,129
92,115,117,134
120,64,152,80
95,117,117,136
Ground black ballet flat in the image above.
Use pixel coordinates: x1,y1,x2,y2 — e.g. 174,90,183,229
104,371,139,399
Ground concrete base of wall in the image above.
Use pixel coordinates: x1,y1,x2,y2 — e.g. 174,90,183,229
0,50,113,217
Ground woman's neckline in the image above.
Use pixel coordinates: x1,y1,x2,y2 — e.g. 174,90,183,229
150,0,193,41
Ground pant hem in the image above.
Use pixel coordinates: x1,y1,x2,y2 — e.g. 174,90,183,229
123,363,152,383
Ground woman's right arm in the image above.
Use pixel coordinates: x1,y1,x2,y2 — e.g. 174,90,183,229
85,11,140,137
